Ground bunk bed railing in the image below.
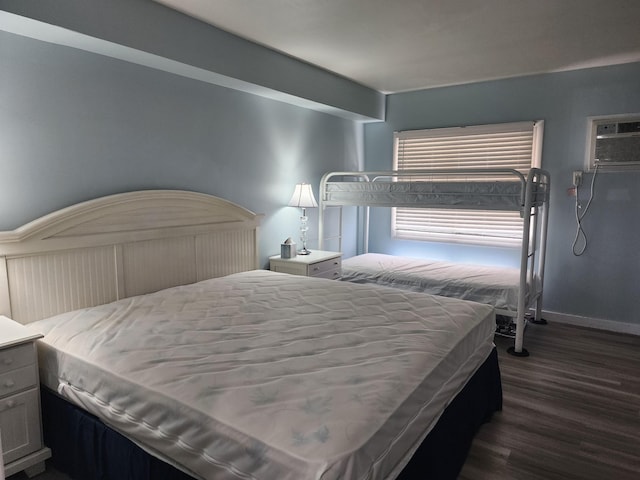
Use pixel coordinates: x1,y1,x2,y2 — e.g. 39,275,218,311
318,168,548,251
320,168,529,208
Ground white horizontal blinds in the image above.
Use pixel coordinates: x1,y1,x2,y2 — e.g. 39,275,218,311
393,208,524,246
393,121,541,247
395,121,537,174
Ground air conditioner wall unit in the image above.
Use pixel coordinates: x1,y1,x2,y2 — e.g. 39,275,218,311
586,114,640,171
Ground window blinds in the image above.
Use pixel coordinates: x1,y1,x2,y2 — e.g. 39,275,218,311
392,121,542,247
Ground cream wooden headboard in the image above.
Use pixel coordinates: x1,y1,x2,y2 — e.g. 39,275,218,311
0,190,262,324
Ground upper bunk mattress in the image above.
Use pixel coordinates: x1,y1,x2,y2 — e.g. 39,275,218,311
26,270,495,480
323,180,525,210
341,253,522,313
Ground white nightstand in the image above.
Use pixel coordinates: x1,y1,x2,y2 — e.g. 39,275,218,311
0,316,51,478
270,250,342,279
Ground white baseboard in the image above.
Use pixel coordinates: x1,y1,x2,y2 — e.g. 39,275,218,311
542,310,640,336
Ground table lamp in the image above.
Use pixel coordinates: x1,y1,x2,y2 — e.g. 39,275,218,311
288,183,318,255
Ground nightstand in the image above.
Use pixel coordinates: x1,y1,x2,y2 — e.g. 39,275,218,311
270,250,342,279
0,316,51,478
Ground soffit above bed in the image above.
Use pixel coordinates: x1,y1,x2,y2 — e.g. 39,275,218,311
0,4,384,122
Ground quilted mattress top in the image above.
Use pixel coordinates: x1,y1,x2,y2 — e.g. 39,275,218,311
28,270,495,480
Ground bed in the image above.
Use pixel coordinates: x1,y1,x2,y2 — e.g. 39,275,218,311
0,190,502,480
318,168,551,356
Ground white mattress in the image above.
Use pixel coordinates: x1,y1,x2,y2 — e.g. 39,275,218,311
341,253,524,313
324,180,526,210
26,270,495,480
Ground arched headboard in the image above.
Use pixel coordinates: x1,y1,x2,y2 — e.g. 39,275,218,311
0,190,262,324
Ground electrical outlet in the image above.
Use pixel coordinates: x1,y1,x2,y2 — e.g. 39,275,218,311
572,170,583,187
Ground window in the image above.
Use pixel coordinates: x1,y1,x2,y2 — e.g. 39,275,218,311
392,121,543,247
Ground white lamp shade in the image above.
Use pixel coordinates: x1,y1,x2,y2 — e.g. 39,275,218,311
288,183,318,208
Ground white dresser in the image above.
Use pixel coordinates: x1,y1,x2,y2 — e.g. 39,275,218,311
0,316,51,478
270,250,342,279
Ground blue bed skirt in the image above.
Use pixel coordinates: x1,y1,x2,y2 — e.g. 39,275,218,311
41,347,502,480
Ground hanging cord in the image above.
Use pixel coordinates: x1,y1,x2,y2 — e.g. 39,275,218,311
572,164,599,256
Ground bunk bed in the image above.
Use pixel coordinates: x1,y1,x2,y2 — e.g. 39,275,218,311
318,168,551,356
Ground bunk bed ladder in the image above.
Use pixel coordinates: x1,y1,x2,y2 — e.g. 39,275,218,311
531,172,551,326
508,168,551,357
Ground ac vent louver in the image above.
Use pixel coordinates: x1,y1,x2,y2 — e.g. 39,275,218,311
587,115,640,171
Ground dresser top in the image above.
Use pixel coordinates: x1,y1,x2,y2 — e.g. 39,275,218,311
270,250,341,264
0,315,43,349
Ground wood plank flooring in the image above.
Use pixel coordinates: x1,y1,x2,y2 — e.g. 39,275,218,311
8,321,640,480
459,321,640,480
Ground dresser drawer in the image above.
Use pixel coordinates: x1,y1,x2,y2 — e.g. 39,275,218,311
270,262,308,276
269,251,342,279
309,257,342,277
0,387,43,464
0,343,35,375
0,364,38,398
312,268,341,280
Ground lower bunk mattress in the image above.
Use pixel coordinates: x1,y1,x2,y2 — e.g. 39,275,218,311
27,269,499,480
341,253,530,315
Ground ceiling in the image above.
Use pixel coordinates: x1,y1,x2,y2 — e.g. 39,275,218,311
154,0,640,94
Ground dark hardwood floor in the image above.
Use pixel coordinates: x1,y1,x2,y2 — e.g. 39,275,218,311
459,321,640,480
8,321,640,480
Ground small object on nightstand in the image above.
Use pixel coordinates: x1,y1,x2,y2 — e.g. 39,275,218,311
270,250,342,280
281,237,296,259
0,315,51,478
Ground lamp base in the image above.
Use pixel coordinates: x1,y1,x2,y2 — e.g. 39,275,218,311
298,248,312,255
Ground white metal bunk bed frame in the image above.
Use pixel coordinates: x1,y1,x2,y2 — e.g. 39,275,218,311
318,167,551,356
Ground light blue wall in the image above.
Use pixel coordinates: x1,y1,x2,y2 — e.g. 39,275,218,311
2,2,638,329
364,62,640,328
0,0,384,121
0,31,362,267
